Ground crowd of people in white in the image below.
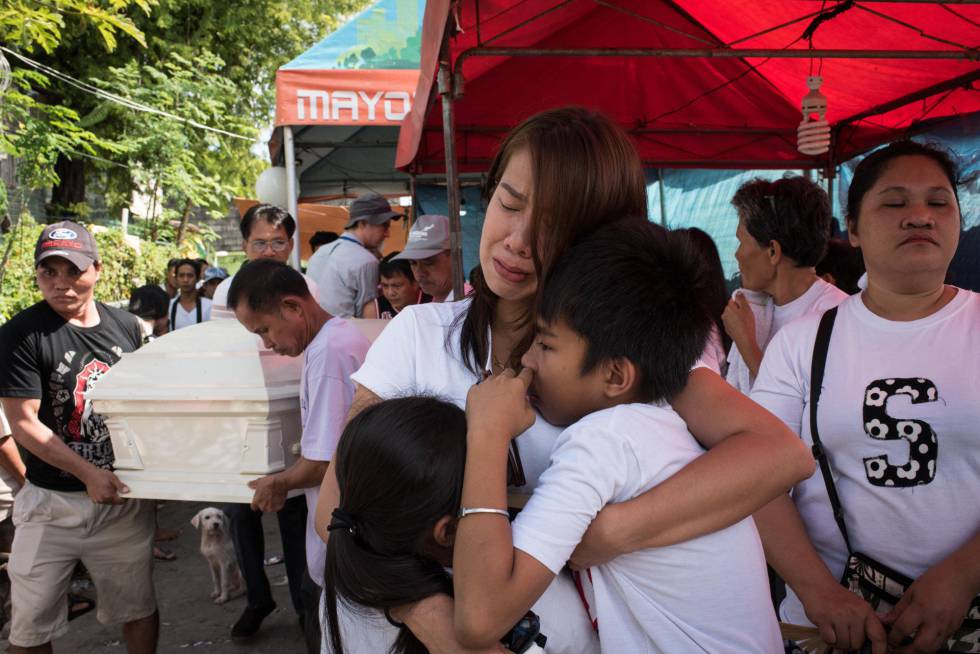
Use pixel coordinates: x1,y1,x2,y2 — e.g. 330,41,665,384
0,106,976,654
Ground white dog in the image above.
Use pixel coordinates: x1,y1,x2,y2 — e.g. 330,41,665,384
190,507,244,604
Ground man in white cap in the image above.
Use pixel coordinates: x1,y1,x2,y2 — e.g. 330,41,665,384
306,192,400,318
393,214,467,303
0,221,158,654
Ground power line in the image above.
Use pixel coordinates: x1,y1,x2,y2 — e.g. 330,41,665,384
0,46,255,142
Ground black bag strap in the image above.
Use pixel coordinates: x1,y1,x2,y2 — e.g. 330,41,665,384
169,296,203,329
808,306,854,554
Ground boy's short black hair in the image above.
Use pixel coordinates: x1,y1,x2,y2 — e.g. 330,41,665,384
128,284,170,320
378,251,416,282
227,259,311,314
538,218,714,403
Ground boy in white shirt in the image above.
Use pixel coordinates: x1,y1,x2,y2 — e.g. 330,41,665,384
456,220,783,653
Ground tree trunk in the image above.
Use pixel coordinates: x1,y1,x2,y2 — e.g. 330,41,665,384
48,155,86,217
175,197,193,245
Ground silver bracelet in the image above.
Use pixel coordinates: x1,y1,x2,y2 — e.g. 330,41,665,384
458,507,510,520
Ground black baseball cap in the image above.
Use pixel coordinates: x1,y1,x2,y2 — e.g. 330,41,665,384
34,220,99,270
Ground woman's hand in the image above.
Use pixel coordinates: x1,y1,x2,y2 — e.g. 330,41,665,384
721,291,757,347
884,557,977,654
465,369,536,446
796,576,888,654
722,292,764,377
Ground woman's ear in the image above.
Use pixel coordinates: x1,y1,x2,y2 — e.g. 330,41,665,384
602,357,638,401
767,240,783,266
432,515,457,548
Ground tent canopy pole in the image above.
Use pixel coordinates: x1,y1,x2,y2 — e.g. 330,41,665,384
284,126,300,271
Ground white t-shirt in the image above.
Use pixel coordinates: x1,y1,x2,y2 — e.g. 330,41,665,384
211,271,321,321
168,296,212,330
513,404,782,653
350,299,597,653
751,289,980,626
699,324,728,376
726,278,847,393
352,299,560,494
300,317,370,588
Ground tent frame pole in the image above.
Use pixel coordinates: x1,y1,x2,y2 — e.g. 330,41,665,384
439,26,465,300
457,47,979,65
284,126,301,271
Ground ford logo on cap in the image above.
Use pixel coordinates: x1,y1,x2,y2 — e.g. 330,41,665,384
49,228,78,240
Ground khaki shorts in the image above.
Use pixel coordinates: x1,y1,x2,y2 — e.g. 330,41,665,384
8,482,157,647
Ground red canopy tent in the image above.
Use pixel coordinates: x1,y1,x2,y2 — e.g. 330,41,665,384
396,0,980,293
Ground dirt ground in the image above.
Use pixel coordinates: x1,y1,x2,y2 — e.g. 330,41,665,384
1,500,308,653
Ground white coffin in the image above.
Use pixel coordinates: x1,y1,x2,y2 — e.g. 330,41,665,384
89,317,386,503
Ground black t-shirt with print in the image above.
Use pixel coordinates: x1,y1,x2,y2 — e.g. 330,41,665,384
0,301,142,491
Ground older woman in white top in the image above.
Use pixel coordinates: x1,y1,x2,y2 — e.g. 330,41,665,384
750,141,980,654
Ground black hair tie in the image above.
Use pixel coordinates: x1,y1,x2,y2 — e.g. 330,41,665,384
327,508,358,535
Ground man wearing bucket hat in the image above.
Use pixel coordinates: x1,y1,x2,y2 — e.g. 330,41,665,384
306,192,400,318
392,214,468,303
0,221,158,653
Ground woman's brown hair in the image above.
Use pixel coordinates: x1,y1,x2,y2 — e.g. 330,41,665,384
456,106,648,374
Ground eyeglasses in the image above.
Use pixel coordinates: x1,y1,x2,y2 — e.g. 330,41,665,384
248,239,290,252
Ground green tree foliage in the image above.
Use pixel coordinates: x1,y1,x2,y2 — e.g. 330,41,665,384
0,0,151,193
2,0,368,214
0,215,177,322
88,51,257,239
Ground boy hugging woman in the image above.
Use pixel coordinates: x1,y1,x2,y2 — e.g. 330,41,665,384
325,219,793,653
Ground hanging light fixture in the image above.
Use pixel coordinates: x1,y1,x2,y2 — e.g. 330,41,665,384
798,75,830,156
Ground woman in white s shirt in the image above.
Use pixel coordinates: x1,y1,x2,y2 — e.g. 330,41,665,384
316,107,814,651
750,141,980,654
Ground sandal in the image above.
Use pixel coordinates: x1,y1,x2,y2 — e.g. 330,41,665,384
153,546,176,561
67,593,95,622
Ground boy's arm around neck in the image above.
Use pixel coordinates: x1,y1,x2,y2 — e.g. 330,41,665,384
570,368,814,568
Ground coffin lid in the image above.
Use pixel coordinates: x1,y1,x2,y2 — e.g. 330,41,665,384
88,319,302,403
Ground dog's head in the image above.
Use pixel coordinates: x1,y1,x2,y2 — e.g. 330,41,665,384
191,507,230,536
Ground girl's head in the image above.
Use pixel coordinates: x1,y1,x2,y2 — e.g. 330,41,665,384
461,107,647,373
845,141,960,291
671,227,730,352
324,396,467,654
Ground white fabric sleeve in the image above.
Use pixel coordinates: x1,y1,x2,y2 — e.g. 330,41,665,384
349,307,419,400
351,259,379,318
748,322,814,438
511,425,632,574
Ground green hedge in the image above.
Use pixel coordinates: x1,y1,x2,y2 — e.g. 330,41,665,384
0,216,179,322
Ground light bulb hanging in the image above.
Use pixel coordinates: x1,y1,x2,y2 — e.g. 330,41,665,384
798,75,830,156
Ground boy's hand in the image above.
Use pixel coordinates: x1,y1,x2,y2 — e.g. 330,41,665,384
466,368,536,444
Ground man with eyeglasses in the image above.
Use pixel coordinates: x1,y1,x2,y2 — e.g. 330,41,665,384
306,192,400,318
209,204,315,640
211,204,320,320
